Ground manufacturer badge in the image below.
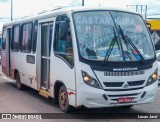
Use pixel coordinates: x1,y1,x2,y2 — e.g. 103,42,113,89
122,82,129,88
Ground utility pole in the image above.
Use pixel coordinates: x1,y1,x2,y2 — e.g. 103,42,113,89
82,0,84,6
127,5,147,20
11,0,13,21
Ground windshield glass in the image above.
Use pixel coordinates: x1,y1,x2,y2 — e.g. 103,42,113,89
73,11,155,62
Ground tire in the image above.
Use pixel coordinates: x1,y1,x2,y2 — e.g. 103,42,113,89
15,72,24,90
58,85,74,113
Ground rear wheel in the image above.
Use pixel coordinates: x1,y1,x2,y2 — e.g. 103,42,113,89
58,85,74,113
15,72,24,90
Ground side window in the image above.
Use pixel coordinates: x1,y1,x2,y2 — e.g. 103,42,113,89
2,28,7,50
21,23,32,53
41,24,48,57
0,37,1,54
41,22,53,57
12,25,20,51
54,16,73,67
32,21,38,53
49,24,53,56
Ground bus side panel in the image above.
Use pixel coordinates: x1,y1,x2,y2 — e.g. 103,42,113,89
50,55,76,106
10,52,37,89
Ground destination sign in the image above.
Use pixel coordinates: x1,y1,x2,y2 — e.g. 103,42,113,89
76,16,136,26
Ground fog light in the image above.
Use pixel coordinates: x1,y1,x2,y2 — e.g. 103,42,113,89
103,94,108,100
141,91,146,98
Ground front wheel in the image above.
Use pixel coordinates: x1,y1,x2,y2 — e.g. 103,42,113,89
58,85,74,113
15,72,24,90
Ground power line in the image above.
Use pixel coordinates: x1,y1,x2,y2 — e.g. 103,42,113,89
82,0,84,6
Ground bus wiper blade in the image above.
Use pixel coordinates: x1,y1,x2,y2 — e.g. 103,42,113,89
102,28,117,64
118,25,145,63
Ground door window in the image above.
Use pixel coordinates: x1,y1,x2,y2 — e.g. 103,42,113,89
21,23,32,53
32,21,38,53
54,16,73,67
2,28,7,50
12,25,20,51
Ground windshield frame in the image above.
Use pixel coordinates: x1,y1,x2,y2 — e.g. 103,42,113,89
72,10,156,64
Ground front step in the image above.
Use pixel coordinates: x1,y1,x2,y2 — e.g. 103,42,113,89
39,89,50,98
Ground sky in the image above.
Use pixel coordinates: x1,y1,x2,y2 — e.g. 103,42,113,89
0,0,160,30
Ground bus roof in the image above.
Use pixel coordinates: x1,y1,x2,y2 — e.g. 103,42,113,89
3,6,139,27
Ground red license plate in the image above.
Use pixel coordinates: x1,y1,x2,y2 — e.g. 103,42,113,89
118,97,132,103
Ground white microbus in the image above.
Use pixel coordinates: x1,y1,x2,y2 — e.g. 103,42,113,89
1,7,158,112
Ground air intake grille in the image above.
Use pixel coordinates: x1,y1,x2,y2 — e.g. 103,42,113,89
104,70,145,76
103,82,123,87
107,92,141,103
103,80,145,87
128,80,145,86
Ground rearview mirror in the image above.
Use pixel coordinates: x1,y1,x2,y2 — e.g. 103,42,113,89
157,54,160,61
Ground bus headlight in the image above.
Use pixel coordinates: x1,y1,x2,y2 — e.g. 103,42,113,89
81,71,101,89
146,69,158,86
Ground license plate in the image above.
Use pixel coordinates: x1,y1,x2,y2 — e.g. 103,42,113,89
118,97,132,103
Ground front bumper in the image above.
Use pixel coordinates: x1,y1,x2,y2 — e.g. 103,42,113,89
76,81,158,108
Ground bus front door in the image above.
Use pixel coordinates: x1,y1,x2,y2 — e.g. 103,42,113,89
40,22,53,90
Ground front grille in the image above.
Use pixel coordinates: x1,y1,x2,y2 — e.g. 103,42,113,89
104,70,145,76
128,80,145,86
108,93,139,97
103,82,123,87
104,87,144,91
107,92,142,103
103,80,145,88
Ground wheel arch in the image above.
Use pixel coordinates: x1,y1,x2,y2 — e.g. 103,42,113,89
14,69,19,80
53,80,66,101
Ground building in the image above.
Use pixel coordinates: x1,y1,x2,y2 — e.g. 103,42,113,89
146,19,160,51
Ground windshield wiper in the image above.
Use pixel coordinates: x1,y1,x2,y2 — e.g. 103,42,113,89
102,28,117,64
118,25,145,63
124,51,132,61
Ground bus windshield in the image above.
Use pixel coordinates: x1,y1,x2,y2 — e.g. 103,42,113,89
73,11,155,62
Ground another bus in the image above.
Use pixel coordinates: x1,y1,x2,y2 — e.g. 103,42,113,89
2,7,158,112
